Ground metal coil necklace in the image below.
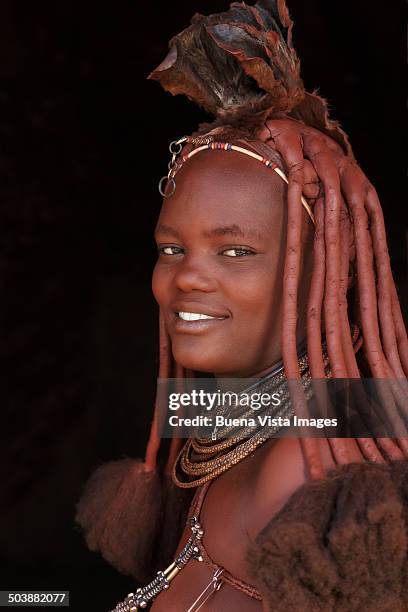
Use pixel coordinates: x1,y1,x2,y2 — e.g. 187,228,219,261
110,328,360,612
173,346,329,488
172,325,360,489
110,517,205,612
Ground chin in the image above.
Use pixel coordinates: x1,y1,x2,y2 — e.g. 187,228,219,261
171,350,216,374
170,341,223,374
171,346,250,377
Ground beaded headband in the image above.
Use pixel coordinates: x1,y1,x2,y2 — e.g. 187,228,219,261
159,135,315,225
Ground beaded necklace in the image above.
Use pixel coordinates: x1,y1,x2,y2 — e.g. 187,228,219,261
110,328,361,612
173,346,326,488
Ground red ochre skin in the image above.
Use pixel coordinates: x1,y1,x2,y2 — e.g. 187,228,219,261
151,151,366,611
152,149,314,378
150,439,365,612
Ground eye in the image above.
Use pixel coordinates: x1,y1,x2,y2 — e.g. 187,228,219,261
221,247,255,257
158,245,184,256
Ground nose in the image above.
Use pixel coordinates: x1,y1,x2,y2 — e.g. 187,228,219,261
174,255,217,294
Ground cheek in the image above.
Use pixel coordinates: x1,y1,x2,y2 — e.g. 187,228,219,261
224,265,283,360
152,263,172,307
227,264,281,320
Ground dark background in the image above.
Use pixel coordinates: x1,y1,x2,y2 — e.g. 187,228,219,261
1,1,406,611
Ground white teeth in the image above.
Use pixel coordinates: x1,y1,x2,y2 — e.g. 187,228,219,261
178,312,223,321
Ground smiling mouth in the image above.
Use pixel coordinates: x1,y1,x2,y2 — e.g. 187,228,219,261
172,310,229,334
178,311,227,321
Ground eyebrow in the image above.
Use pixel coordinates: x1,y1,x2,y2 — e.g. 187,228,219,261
154,224,181,239
155,223,261,240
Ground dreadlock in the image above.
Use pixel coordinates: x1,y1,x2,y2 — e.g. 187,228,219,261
148,0,408,474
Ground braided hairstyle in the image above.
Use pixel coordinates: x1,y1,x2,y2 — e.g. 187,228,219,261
148,0,408,474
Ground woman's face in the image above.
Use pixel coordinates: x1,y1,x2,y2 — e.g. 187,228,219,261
152,150,312,377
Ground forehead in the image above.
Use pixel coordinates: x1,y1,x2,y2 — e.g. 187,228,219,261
158,150,286,232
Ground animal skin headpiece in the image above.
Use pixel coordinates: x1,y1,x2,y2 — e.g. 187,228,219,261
149,0,353,155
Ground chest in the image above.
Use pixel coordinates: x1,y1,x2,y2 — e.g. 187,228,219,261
150,437,322,611
150,454,263,611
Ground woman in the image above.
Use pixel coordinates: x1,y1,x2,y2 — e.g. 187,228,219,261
76,1,408,610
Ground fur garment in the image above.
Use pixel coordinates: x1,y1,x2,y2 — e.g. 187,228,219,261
246,459,408,612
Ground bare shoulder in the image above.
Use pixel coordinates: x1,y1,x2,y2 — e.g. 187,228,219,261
245,437,334,539
246,437,369,539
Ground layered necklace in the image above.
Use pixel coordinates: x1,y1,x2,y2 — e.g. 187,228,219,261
110,348,329,612
110,327,363,612
173,346,330,488
173,325,362,490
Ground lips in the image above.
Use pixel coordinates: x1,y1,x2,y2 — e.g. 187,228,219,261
178,312,224,321
171,302,230,319
170,302,230,334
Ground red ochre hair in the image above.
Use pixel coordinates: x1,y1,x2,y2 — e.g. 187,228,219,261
75,0,408,581
148,0,408,472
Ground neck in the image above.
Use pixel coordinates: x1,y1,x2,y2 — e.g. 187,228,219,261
214,355,285,392
213,332,310,382
251,358,284,379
